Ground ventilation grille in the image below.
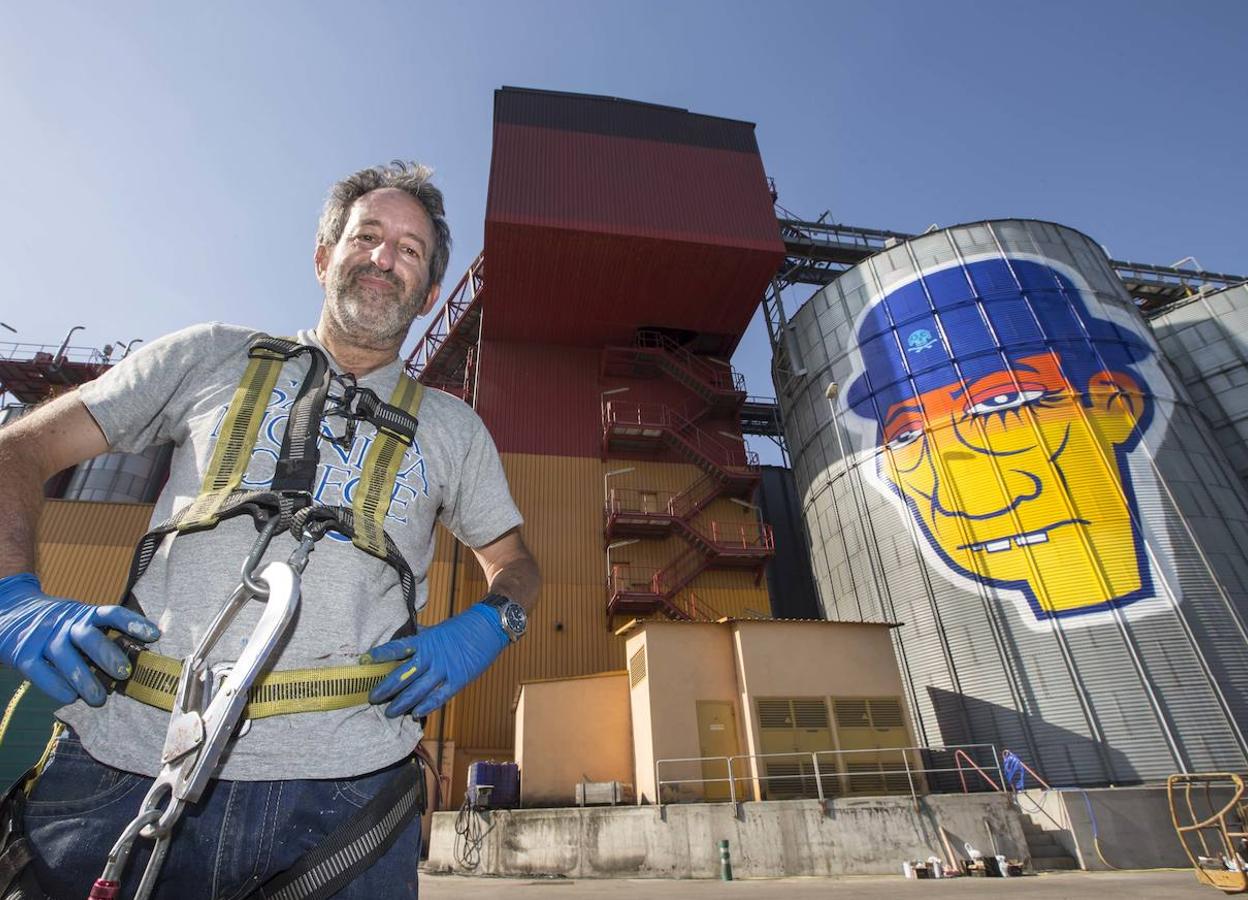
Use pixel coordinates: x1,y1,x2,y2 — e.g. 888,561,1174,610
793,699,830,729
834,699,870,729
629,647,647,688
758,698,829,730
758,699,793,729
870,698,905,728
834,697,905,730
763,761,819,799
845,760,911,794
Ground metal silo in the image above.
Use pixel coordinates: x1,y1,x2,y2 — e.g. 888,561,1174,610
62,444,172,503
778,219,1248,785
1149,282,1248,494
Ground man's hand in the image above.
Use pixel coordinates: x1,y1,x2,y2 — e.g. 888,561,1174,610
362,601,511,718
0,573,161,706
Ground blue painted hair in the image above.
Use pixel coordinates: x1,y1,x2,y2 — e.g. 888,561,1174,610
845,258,1153,432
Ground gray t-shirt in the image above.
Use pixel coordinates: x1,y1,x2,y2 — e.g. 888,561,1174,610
61,323,522,780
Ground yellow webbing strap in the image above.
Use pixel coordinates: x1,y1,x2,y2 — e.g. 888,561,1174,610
178,346,287,531
351,375,424,558
123,651,402,720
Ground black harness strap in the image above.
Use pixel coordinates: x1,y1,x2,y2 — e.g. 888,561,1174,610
257,338,333,494
227,758,426,900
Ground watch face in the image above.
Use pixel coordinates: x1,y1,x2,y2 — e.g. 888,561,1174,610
502,603,527,636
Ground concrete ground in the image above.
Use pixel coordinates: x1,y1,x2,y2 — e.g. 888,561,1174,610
421,869,1213,898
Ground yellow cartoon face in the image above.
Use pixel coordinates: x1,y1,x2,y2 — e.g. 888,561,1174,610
880,352,1147,616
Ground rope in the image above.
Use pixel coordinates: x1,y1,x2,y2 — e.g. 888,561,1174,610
0,681,29,747
453,794,494,870
1014,785,1119,869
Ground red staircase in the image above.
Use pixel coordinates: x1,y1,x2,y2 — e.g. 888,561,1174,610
601,336,773,624
601,331,745,418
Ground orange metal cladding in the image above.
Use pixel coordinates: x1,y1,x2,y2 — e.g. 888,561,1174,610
483,87,784,353
428,452,771,758
34,500,154,602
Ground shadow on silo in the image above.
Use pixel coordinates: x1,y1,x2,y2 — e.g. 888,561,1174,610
925,686,1137,790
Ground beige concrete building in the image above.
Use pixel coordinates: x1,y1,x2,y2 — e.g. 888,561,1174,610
514,619,918,807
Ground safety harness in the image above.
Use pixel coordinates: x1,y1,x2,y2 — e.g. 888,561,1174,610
0,335,435,900
114,336,425,715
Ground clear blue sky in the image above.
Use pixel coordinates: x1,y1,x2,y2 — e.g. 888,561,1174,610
2,1,1244,462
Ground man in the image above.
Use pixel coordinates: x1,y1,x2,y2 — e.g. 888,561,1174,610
843,256,1156,622
0,161,539,898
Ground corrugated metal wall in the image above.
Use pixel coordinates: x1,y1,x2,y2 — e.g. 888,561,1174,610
483,87,784,353
1150,283,1248,494
757,466,822,620
488,87,779,248
36,500,155,601
431,452,772,759
779,219,1248,785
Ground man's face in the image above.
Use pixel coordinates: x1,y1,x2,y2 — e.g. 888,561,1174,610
315,188,442,349
879,352,1146,616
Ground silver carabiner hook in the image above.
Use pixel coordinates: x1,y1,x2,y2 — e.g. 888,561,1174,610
240,514,283,599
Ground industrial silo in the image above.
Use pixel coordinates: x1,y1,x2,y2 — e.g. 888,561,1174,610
61,444,172,503
777,219,1248,786
1149,282,1248,494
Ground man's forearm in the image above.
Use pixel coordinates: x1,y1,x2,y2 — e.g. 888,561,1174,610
486,555,541,613
0,430,49,577
0,393,112,579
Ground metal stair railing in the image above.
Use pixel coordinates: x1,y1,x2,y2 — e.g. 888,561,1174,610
668,590,726,622
405,251,485,380
954,747,1005,793
604,401,756,470
635,330,746,394
669,472,725,521
652,544,710,599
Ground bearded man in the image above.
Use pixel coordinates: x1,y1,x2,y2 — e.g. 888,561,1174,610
0,162,539,899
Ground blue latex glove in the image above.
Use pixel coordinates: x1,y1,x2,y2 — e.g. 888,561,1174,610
363,601,509,718
0,573,161,707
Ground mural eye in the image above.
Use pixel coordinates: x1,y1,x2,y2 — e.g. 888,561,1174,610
887,428,923,450
969,389,1046,416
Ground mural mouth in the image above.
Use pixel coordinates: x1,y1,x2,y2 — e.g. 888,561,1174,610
957,518,1090,554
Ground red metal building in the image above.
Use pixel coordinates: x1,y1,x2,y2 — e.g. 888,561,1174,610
410,88,786,791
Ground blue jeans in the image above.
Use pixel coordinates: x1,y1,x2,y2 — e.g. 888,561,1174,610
20,730,421,900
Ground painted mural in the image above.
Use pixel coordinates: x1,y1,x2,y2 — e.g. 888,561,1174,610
844,255,1170,625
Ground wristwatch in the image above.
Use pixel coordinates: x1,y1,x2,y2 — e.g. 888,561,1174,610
483,593,527,642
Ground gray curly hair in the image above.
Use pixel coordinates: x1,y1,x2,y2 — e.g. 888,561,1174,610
315,160,452,289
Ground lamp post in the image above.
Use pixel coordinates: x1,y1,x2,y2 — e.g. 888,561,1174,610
604,466,635,511
824,382,852,475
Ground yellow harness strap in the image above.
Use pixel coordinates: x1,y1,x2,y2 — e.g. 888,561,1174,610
148,344,424,718
177,345,287,531
123,651,402,720
352,375,424,558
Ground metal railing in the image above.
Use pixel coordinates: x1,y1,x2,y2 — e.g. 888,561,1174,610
0,341,112,365
604,401,758,469
605,488,677,517
706,521,775,551
955,747,1003,793
404,251,484,379
634,330,746,393
654,744,1002,810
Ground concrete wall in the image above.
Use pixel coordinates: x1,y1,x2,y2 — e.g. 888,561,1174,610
515,671,633,806
1019,785,1223,871
426,793,1028,878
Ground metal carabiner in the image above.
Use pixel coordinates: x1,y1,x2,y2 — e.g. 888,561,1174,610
89,807,163,898
240,513,282,598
